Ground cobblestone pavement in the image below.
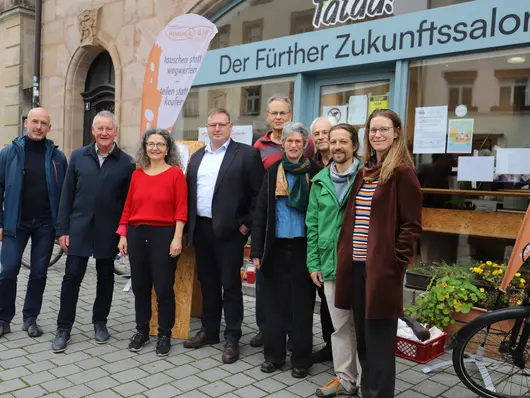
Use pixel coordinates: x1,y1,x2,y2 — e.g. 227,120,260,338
0,255,479,398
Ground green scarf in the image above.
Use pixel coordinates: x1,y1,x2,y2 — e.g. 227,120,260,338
281,153,311,212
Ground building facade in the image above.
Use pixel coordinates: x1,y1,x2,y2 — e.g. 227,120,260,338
0,0,35,146
33,0,530,266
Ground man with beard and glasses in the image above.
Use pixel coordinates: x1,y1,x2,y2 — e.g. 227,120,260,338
0,108,67,339
306,123,362,397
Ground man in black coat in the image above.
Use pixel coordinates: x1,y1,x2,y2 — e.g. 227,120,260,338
183,108,264,364
52,111,134,353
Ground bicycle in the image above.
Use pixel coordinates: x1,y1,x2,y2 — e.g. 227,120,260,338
21,237,130,278
448,242,530,398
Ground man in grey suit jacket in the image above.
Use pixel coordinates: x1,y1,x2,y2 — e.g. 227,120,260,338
184,108,264,364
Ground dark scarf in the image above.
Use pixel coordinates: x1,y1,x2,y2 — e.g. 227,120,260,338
279,153,311,211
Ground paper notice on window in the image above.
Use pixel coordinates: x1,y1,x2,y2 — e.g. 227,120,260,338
496,148,530,175
323,105,348,124
457,156,495,182
447,118,474,153
413,106,448,154
198,125,254,146
358,128,365,156
347,95,368,125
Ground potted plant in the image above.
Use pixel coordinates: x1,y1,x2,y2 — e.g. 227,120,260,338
405,275,485,331
405,262,471,291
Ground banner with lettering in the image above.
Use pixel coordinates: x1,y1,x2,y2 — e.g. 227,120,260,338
140,14,217,134
500,204,530,292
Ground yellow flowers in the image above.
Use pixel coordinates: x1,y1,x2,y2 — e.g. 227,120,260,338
479,288,485,292
441,282,448,288
471,267,484,274
486,261,493,266
515,273,521,277
518,300,523,305
521,278,526,284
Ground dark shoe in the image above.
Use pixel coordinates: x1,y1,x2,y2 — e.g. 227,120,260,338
183,330,219,349
0,321,11,338
156,336,172,357
128,332,150,353
312,344,333,364
292,367,309,379
222,341,239,364
250,332,263,347
94,323,110,344
22,317,43,338
287,337,293,352
52,329,70,353
260,360,284,373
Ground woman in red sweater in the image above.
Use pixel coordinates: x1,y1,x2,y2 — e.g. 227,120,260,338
117,128,187,357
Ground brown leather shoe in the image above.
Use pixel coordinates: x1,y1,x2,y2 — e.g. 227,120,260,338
183,330,219,349
222,341,239,364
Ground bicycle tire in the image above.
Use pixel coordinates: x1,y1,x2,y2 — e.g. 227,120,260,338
452,306,530,398
22,238,64,269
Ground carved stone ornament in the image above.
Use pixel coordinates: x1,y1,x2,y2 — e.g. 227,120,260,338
77,9,99,45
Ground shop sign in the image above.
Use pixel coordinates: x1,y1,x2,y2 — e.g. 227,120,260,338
312,0,394,29
194,0,530,86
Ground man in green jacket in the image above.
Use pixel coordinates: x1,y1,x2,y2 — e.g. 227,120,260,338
306,123,361,398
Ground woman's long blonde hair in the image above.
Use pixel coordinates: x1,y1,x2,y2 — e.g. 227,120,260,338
363,109,414,184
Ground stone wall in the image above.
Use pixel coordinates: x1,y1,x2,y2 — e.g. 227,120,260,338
0,5,34,148
40,0,219,156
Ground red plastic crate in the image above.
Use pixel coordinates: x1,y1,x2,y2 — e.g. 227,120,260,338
394,332,447,364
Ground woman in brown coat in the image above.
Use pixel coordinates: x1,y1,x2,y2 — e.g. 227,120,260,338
334,109,422,398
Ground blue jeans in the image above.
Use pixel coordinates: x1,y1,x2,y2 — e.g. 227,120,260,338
0,219,55,323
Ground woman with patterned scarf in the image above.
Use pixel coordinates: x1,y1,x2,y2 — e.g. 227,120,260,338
250,122,322,379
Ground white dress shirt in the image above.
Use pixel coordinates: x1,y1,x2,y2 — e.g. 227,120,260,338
196,139,231,218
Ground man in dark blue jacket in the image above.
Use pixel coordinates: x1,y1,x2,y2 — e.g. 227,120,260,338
52,111,134,353
0,107,67,339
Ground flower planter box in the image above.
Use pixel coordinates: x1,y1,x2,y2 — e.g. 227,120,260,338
445,306,515,338
405,271,434,291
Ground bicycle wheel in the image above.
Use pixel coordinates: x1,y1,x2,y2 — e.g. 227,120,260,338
452,306,530,398
22,238,64,269
113,253,131,278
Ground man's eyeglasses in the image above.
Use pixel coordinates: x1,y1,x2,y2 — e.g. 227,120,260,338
268,111,290,118
146,142,167,149
369,127,394,136
206,122,230,129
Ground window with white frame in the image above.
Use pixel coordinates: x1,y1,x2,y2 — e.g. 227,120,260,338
241,86,262,116
210,25,230,50
498,77,530,111
242,19,263,44
183,91,199,117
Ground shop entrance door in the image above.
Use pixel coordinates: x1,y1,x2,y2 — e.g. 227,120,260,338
313,74,393,155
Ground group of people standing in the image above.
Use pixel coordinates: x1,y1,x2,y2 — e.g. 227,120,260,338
0,95,422,398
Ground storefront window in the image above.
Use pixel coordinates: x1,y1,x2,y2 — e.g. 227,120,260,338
407,47,530,267
208,0,476,49
172,77,294,144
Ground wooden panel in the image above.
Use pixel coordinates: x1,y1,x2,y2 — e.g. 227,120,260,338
422,188,530,197
422,208,524,239
494,69,530,79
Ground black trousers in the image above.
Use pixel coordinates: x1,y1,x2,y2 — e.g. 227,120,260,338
316,284,334,348
128,225,178,337
264,238,315,369
194,217,245,343
352,261,398,398
57,255,114,331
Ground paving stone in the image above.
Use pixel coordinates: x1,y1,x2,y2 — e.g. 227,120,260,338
40,377,75,393
219,359,254,374
167,353,195,367
172,374,209,392
21,370,56,385
111,367,151,383
254,377,287,393
66,367,109,385
234,385,268,397
0,357,32,369
396,390,428,398
59,384,94,398
193,357,223,370
0,379,27,395
0,366,31,381
144,384,182,398
140,359,175,374
199,380,236,397
87,390,122,398
442,385,480,398
112,381,148,396
286,380,322,397
25,360,56,373
197,367,233,382
12,385,47,398
165,364,200,380
49,364,83,378
397,368,430,384
186,346,222,360
85,376,121,392
176,390,210,398
224,373,256,388
395,378,414,393
77,357,107,370
101,357,141,373
412,379,449,397
267,391,301,397
50,352,90,366
138,372,175,389
430,370,463,387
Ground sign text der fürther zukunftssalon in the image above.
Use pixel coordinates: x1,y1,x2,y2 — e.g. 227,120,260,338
218,2,530,76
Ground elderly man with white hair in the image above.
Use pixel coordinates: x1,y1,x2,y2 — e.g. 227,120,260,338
311,116,336,167
250,122,323,379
